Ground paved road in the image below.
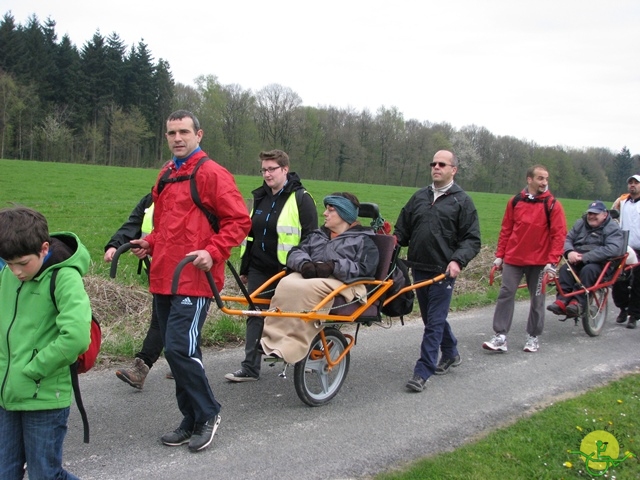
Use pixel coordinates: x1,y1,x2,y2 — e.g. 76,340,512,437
64,300,640,479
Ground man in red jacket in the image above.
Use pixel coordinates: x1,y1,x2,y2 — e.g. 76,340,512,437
483,165,566,354
131,110,251,452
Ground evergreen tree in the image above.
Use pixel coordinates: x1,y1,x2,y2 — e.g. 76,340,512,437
613,146,633,195
0,13,22,72
80,30,110,124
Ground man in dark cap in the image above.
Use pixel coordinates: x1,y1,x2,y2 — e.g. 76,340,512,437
547,200,625,317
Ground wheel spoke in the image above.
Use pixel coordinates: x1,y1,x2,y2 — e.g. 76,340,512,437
293,328,350,406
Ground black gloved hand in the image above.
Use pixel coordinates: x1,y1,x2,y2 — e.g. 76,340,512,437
314,261,334,278
300,262,317,279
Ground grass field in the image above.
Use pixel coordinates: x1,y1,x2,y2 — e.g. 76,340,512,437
0,158,592,272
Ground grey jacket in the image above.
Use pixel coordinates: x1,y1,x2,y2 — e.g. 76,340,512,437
564,214,625,264
287,225,379,283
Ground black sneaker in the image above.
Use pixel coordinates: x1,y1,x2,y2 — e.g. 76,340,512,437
627,318,637,329
434,355,462,375
188,415,221,452
161,427,192,446
616,310,629,324
546,301,566,316
224,369,258,382
406,374,426,392
565,301,583,318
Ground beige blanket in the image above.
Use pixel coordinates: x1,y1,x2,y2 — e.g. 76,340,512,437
260,273,367,364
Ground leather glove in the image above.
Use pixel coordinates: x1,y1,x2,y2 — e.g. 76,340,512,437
314,261,335,278
543,263,557,280
300,262,317,279
493,258,503,269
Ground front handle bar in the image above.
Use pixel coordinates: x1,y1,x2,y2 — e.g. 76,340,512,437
172,255,224,310
109,242,151,279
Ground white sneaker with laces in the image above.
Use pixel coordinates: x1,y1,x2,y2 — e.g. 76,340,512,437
523,335,539,353
482,334,507,352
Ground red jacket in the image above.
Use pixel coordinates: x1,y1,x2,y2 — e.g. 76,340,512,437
496,190,566,266
144,150,251,296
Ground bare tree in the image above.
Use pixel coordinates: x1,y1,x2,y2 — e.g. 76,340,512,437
254,83,302,151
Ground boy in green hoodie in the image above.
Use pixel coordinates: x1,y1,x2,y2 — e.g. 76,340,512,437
0,207,91,480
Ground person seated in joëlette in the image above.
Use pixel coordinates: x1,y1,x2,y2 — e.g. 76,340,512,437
547,200,625,318
259,192,379,363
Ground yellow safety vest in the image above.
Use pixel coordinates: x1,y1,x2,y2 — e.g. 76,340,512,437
241,191,304,265
141,203,154,237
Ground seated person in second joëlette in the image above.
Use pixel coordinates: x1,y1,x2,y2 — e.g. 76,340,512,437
547,200,625,318
260,192,380,363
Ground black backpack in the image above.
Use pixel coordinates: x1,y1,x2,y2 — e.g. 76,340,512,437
381,257,415,319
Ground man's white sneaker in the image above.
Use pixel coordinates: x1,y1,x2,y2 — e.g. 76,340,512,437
482,334,507,352
523,335,539,353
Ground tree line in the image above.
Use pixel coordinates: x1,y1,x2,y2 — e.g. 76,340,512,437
0,12,637,200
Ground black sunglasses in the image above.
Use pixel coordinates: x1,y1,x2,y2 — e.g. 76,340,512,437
430,162,452,168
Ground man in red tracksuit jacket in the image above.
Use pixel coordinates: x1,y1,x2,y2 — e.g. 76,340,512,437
132,110,251,453
483,165,566,354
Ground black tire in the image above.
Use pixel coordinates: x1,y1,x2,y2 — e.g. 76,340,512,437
293,327,350,407
582,287,609,337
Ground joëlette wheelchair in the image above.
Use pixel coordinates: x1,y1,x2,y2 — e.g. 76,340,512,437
110,203,443,406
489,229,635,337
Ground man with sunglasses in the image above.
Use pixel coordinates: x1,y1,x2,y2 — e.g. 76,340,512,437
484,165,566,354
225,149,317,382
395,150,481,393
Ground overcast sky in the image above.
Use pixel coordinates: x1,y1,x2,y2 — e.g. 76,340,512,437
3,0,639,153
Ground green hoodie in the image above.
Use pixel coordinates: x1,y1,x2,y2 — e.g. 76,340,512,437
0,232,91,411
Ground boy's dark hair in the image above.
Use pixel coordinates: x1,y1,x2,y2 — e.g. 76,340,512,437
167,110,201,132
0,207,50,260
259,149,290,168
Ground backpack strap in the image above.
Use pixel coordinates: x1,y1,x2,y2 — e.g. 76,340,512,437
511,193,555,230
49,268,91,443
189,157,220,233
155,157,220,233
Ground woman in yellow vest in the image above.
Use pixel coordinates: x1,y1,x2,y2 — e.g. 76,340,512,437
225,150,317,382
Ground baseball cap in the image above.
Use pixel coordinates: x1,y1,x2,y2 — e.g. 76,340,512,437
627,174,640,183
587,200,606,213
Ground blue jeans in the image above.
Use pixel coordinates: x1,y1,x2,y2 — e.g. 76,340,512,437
412,270,457,380
0,406,80,480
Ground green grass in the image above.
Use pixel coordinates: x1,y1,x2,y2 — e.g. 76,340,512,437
0,158,591,261
376,373,640,479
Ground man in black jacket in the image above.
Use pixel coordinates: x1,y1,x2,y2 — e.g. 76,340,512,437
394,150,481,393
104,193,168,389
